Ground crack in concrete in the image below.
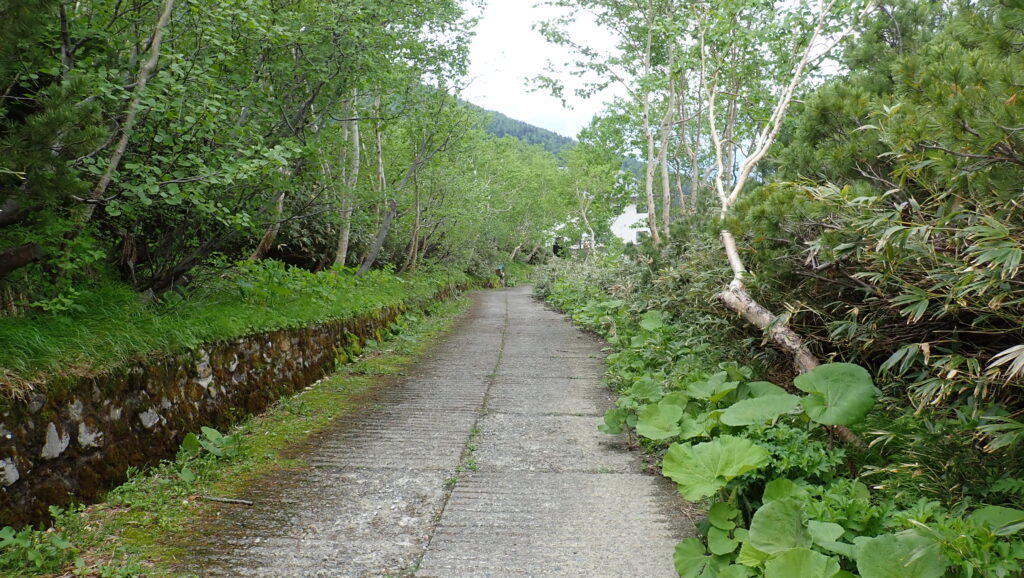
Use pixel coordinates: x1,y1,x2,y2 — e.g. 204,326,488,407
412,291,510,575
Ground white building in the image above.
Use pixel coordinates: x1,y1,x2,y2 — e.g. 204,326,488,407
610,204,649,244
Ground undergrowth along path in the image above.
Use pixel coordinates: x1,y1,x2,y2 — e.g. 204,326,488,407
183,286,693,576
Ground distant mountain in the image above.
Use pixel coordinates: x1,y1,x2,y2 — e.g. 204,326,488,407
464,103,576,156
484,110,576,155
467,103,642,177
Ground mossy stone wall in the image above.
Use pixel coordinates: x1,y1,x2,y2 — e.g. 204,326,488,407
0,285,460,528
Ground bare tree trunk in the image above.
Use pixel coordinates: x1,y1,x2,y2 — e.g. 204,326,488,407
509,243,523,261
674,171,687,214
83,0,175,221
658,98,675,238
525,243,542,263
718,231,818,372
249,191,286,260
641,25,662,247
699,2,866,447
357,199,398,276
581,205,596,257
334,91,360,267
401,178,422,273
373,94,386,194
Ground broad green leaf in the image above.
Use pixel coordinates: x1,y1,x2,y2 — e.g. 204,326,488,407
663,436,770,500
179,432,201,458
200,426,223,442
968,505,1024,535
764,548,841,578
660,391,690,409
720,394,801,426
636,402,683,440
745,381,789,398
719,565,755,578
679,414,711,440
629,376,664,402
737,540,769,567
640,310,665,331
709,526,739,555
854,532,949,578
199,438,224,457
795,363,877,425
763,478,809,503
708,502,739,530
177,466,197,483
748,499,811,554
598,408,627,435
808,520,846,545
674,537,710,578
686,372,738,401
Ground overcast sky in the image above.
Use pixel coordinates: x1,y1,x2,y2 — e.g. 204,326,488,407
461,0,620,139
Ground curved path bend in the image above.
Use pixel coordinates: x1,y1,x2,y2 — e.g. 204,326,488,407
186,286,693,577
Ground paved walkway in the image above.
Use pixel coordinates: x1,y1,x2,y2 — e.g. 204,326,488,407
185,286,692,576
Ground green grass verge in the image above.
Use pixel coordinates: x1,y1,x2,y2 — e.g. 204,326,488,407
0,262,470,403
0,295,472,577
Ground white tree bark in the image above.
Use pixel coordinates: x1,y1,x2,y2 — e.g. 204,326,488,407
334,90,360,267
701,0,868,390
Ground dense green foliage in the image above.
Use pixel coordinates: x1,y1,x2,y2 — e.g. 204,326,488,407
0,1,636,395
0,0,596,307
537,255,1024,576
535,1,1024,575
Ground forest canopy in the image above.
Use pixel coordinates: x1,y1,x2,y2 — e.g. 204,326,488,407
0,0,633,319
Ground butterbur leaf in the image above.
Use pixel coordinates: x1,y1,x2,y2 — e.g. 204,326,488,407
629,376,663,402
795,363,877,426
719,565,754,578
674,538,710,578
598,408,627,435
636,402,683,440
48,533,72,549
764,548,841,578
808,520,846,545
660,391,690,409
854,531,949,578
687,371,739,401
743,381,789,398
737,540,769,567
0,526,15,548
748,498,811,554
679,413,711,440
708,526,739,555
662,435,770,500
720,394,800,426
763,478,809,503
708,502,739,530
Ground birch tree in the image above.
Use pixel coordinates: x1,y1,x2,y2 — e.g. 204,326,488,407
536,0,686,246
696,0,870,376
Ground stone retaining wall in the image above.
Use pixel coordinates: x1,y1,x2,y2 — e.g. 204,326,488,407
0,285,461,528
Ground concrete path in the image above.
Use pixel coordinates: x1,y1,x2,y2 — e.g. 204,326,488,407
184,286,692,577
